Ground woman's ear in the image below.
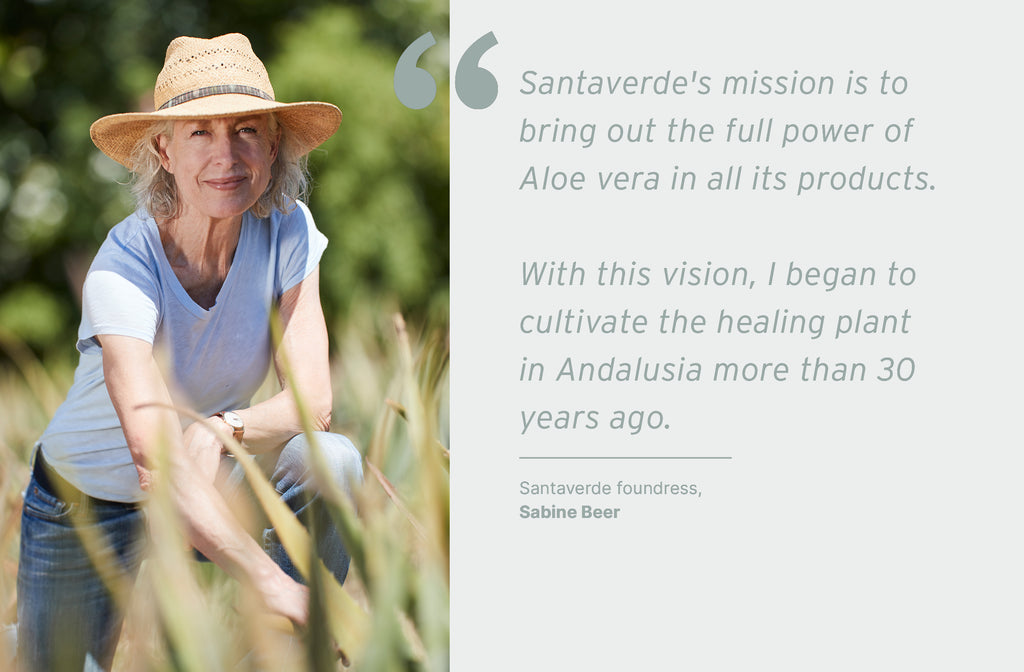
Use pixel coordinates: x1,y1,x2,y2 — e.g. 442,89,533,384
269,127,281,163
156,133,173,173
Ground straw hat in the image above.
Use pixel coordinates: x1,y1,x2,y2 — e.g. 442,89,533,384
90,33,342,169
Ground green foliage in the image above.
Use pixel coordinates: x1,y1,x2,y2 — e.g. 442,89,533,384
273,5,450,324
0,282,67,349
0,0,449,355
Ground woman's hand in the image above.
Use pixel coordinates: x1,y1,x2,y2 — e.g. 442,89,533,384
258,572,310,627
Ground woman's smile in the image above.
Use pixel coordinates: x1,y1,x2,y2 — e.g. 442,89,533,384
158,115,280,223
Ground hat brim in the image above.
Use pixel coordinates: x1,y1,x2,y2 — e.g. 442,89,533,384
90,94,342,169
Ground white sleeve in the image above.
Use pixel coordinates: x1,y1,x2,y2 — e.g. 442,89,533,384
77,270,159,353
276,200,328,295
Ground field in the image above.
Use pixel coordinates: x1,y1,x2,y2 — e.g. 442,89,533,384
0,312,450,671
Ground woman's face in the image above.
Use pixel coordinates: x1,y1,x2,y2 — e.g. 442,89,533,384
157,114,280,223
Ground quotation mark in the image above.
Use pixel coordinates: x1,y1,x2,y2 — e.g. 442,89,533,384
455,32,499,109
394,31,499,110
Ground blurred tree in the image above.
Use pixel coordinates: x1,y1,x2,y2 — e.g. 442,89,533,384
0,0,449,357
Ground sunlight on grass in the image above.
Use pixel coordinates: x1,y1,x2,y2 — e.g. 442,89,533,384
0,313,449,671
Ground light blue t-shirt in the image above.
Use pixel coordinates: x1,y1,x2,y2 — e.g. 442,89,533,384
39,201,327,502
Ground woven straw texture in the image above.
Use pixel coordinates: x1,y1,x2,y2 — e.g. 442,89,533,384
90,33,341,169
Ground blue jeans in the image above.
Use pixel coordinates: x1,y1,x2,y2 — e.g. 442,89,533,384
16,432,362,672
220,431,363,584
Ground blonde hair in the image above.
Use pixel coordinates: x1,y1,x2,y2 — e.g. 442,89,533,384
128,114,309,219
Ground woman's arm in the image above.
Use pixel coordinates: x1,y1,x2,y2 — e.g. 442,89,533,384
99,333,309,624
219,266,333,454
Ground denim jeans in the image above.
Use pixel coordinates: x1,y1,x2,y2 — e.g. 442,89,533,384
16,431,362,672
16,465,146,672
220,431,363,585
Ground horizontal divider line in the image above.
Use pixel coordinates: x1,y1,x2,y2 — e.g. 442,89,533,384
518,456,732,460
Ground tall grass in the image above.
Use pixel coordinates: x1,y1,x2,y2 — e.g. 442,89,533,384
0,312,450,671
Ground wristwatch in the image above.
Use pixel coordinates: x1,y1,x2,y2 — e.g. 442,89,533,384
215,411,245,443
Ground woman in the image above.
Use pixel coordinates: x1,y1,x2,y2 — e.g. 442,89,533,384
16,33,361,671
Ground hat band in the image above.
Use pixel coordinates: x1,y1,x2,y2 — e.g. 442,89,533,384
158,84,274,110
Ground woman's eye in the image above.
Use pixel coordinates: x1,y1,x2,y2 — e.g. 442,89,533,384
190,129,208,137
239,127,258,134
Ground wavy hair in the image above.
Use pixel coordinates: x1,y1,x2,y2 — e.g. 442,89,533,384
128,114,309,219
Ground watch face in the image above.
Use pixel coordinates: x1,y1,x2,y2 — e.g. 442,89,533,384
222,411,243,430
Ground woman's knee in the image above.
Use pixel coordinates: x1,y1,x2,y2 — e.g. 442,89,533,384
281,431,363,494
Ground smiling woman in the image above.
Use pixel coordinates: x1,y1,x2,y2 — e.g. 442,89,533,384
159,116,280,226
16,33,362,672
149,115,281,309
129,114,308,223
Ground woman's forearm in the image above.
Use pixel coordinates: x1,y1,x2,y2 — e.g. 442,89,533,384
229,387,331,455
158,444,309,625
168,450,281,579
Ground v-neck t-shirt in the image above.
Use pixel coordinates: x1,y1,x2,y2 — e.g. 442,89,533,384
38,201,327,502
